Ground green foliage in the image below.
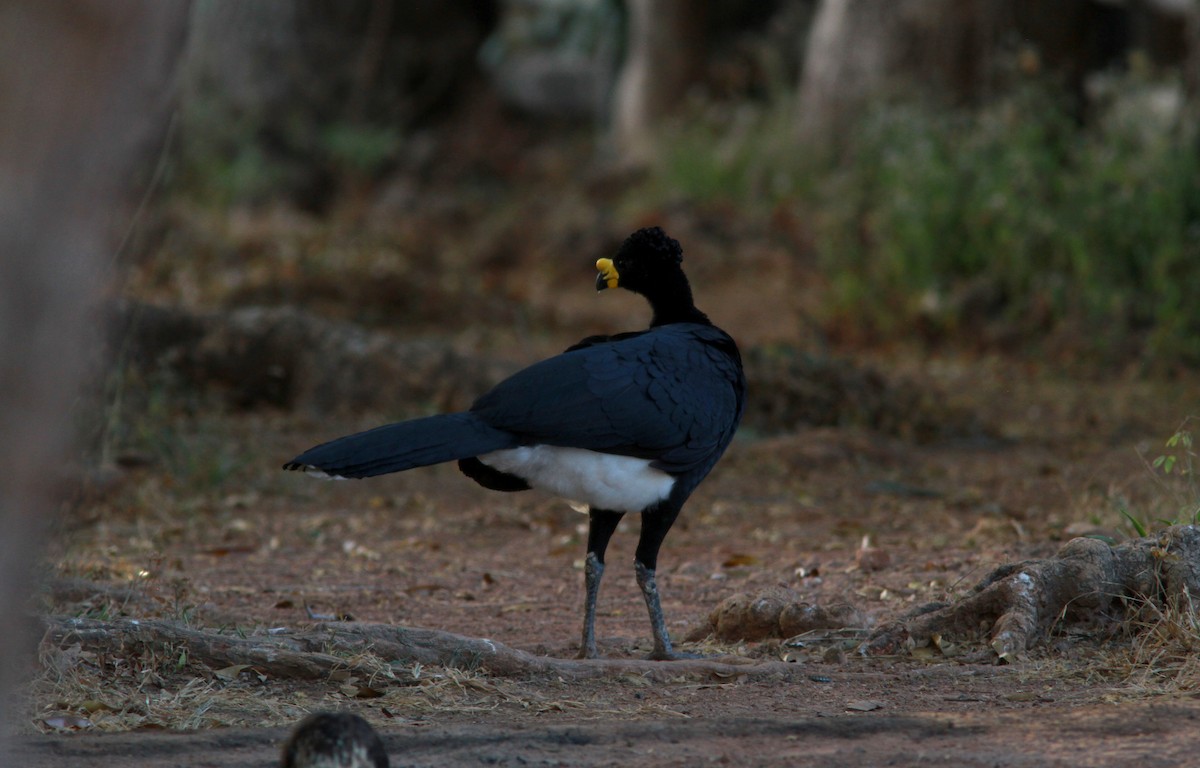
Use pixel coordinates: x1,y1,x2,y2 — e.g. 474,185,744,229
650,79,1200,366
1153,417,1199,519
822,91,1071,319
1122,417,1200,538
88,362,267,510
173,90,290,206
320,122,401,178
653,98,813,208
1120,506,1150,539
820,86,1200,361
175,89,401,206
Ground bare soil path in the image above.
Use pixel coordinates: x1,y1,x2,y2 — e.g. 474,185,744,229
28,359,1200,766
16,701,1200,767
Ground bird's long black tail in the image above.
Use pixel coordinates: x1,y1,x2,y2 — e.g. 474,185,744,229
282,412,518,479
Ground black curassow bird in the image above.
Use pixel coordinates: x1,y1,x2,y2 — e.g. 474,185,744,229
284,227,746,660
281,712,388,768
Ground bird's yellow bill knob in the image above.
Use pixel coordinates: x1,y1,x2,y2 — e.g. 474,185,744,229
596,258,619,290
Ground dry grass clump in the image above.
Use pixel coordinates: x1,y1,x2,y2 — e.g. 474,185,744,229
30,637,306,732
28,620,706,735
1117,588,1200,694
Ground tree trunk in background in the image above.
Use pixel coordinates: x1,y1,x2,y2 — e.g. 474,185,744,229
796,0,1008,143
1182,1,1200,103
0,0,188,755
611,0,706,165
182,0,497,210
186,0,497,132
183,0,300,133
797,0,1196,145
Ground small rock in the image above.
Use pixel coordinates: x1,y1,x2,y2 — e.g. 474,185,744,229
855,544,891,572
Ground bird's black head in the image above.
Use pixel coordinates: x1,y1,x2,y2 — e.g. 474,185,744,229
596,227,708,326
281,712,389,768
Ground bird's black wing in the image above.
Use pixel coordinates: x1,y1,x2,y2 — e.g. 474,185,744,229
563,330,646,353
470,323,745,475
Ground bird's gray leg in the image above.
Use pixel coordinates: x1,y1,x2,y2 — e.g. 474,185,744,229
579,552,604,659
579,509,624,659
635,502,700,661
634,560,678,659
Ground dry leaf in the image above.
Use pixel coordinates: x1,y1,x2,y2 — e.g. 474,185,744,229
932,633,961,657
722,554,760,568
353,686,385,699
213,664,251,681
78,700,112,714
202,545,257,557
845,700,885,712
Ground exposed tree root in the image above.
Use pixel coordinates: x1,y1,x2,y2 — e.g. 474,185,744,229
867,526,1200,661
42,617,817,684
46,529,1200,680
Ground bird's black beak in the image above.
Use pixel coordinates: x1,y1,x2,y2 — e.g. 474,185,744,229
596,258,618,291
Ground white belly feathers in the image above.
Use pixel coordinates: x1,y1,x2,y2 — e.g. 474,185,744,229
478,445,675,513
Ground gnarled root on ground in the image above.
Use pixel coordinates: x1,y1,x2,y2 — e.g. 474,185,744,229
41,616,814,684
866,525,1200,661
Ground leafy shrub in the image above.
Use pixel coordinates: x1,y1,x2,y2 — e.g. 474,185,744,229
652,80,1200,366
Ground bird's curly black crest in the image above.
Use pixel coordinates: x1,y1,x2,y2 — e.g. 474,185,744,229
618,227,683,265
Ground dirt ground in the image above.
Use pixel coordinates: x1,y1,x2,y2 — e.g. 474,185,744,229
23,348,1200,766
16,700,1200,767
17,171,1200,766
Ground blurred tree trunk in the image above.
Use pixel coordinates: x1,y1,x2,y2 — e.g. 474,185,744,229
0,0,188,756
608,0,810,165
182,0,497,210
1183,1,1200,104
797,0,1008,143
611,0,706,165
798,0,1197,144
185,0,496,129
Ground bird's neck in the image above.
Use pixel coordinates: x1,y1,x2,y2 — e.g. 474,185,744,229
651,306,711,327
647,281,711,327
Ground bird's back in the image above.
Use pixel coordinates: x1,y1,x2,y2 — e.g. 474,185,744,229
472,322,745,480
